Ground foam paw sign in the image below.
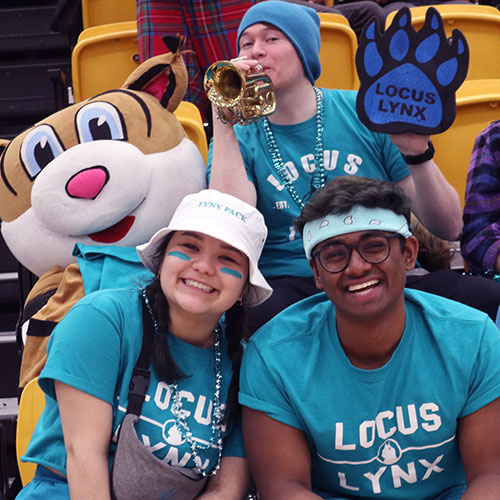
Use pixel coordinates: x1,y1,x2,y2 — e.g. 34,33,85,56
0,37,207,388
355,7,469,135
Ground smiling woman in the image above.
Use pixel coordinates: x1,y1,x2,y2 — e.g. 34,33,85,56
15,189,271,500
156,230,251,347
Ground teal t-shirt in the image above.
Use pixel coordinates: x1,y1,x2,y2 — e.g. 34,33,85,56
207,89,409,278
73,243,153,294
24,288,244,475
239,289,500,499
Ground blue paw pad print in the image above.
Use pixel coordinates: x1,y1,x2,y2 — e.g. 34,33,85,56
355,7,469,135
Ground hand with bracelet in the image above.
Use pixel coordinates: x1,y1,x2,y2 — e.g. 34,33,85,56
389,132,434,164
388,131,462,240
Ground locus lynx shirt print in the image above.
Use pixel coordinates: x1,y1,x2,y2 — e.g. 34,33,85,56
207,89,409,279
240,289,500,498
23,288,244,475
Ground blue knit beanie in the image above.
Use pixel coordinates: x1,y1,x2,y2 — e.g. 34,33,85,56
237,1,321,84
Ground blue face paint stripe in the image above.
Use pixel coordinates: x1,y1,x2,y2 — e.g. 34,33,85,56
220,267,243,279
167,251,191,261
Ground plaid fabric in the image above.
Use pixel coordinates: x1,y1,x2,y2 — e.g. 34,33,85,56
137,0,257,120
461,120,500,274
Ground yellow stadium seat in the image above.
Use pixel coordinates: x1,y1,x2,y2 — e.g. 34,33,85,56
72,21,140,103
316,12,359,90
432,79,500,207
386,5,500,81
174,101,209,163
81,0,136,29
16,377,45,486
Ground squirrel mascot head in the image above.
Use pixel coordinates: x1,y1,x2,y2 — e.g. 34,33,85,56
0,37,206,277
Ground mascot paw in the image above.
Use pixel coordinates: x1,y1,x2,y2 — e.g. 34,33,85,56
356,7,469,135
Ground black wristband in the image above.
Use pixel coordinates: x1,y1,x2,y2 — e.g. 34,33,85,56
402,140,435,165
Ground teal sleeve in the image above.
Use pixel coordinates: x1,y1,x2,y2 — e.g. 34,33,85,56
460,317,500,417
206,137,213,183
381,133,410,184
239,338,303,430
39,300,122,406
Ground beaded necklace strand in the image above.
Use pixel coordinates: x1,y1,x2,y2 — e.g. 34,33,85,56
142,289,223,477
262,86,326,209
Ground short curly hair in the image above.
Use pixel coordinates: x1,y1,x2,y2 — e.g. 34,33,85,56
296,176,412,236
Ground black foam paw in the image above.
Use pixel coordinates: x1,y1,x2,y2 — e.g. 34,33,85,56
355,7,469,135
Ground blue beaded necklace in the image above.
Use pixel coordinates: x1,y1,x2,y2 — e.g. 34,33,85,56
262,86,326,209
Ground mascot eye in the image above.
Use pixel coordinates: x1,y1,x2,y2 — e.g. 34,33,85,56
76,102,126,142
20,124,65,179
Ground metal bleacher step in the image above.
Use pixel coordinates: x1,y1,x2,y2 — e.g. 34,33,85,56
0,331,16,345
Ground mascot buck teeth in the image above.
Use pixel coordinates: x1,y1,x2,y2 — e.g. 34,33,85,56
0,37,206,389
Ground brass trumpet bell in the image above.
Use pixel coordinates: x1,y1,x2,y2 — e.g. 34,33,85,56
204,60,275,125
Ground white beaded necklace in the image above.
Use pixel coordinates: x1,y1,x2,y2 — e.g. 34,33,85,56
143,291,223,477
262,86,326,209
170,324,223,477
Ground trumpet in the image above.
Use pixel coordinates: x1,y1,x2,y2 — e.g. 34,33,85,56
204,60,275,125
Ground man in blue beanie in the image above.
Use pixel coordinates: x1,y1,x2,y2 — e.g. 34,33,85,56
207,0,500,332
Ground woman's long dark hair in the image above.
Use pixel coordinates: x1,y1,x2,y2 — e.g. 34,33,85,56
143,233,248,424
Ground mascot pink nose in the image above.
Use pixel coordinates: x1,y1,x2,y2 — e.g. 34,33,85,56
66,167,109,199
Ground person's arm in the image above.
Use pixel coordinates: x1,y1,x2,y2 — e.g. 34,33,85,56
459,396,500,498
391,132,463,241
209,110,257,206
461,122,500,274
198,457,251,499
208,57,259,206
242,407,323,500
55,381,113,500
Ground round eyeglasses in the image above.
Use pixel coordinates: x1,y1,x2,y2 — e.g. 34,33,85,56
311,233,403,273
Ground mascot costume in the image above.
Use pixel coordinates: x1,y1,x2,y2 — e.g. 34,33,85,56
0,37,206,389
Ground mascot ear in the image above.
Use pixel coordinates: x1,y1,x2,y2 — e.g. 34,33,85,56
122,35,188,112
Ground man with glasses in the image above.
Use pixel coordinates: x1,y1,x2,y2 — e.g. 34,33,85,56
239,176,500,499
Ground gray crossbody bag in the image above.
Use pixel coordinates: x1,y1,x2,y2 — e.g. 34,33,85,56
110,296,207,500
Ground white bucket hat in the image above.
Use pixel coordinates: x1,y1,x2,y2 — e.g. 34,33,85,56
137,189,272,307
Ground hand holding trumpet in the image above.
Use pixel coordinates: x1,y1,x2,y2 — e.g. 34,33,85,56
230,56,264,74
203,56,275,126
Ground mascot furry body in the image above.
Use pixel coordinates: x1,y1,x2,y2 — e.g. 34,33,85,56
0,40,206,388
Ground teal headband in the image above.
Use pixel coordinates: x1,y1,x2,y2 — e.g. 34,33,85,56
303,206,412,259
